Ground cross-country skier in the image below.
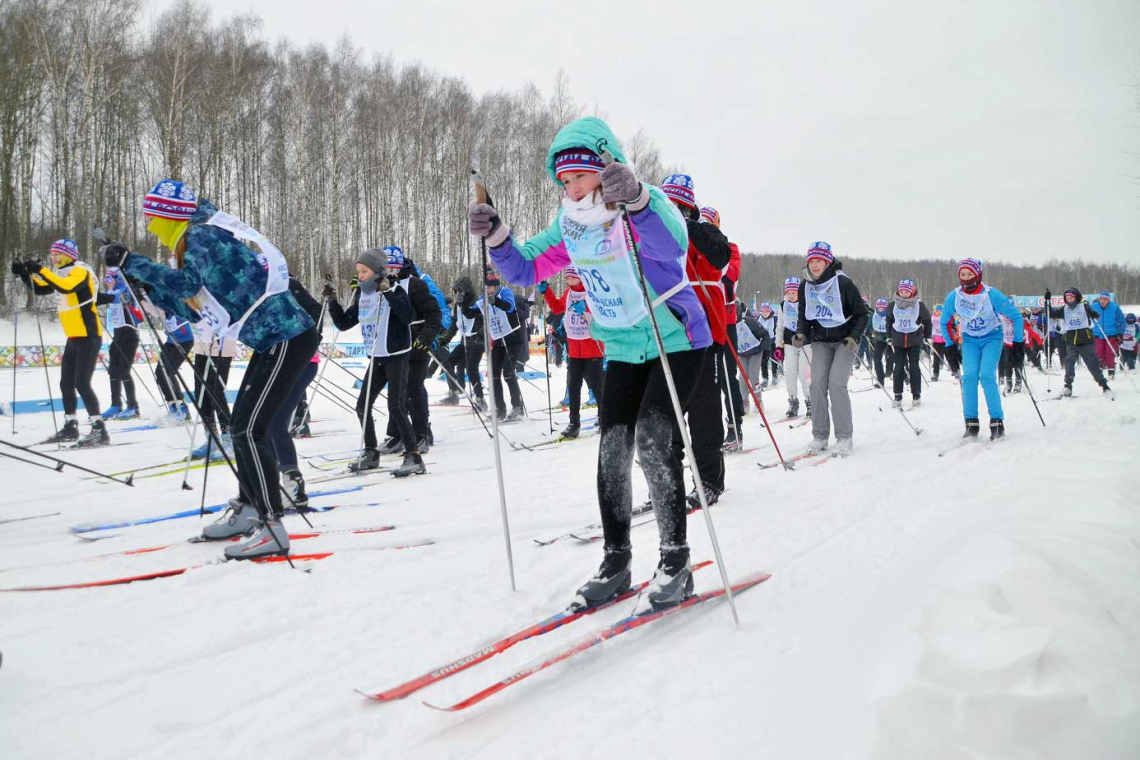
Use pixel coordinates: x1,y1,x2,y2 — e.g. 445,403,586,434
450,275,488,410
1089,291,1126,380
1047,288,1111,397
104,179,318,558
734,301,770,415
886,279,932,408
99,265,144,420
939,257,1025,439
700,206,745,450
478,268,527,421
756,302,778,387
538,266,605,439
187,320,235,461
930,303,946,381
1121,314,1138,371
324,248,424,477
870,297,892,389
793,242,868,455
473,116,711,611
776,276,811,418
11,239,109,446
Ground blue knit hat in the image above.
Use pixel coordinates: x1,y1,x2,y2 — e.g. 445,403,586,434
806,242,834,264
49,238,79,262
661,174,696,209
143,179,197,220
1099,291,1111,300
383,245,404,270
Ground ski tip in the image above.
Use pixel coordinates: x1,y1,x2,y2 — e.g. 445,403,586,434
421,700,460,712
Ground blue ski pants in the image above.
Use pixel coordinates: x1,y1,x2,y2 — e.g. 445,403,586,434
960,333,1004,420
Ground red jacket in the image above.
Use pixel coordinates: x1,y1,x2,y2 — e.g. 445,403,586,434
686,245,728,345
543,285,604,359
722,243,741,326
1023,319,1043,348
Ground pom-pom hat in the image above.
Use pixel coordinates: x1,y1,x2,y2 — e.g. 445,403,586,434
383,245,404,270
897,279,917,298
143,179,198,220
806,242,834,265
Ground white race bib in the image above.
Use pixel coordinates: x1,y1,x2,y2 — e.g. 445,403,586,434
804,274,848,329
736,321,761,353
1063,303,1090,332
782,300,799,334
893,300,920,334
564,289,592,340
955,286,999,338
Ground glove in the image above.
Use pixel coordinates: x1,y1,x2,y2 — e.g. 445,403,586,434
377,276,390,293
10,261,26,277
100,243,128,268
570,299,587,315
600,162,641,205
1044,289,1052,307
321,283,337,301
412,336,431,352
1009,342,1025,367
536,281,549,294
842,336,859,352
773,347,784,362
23,258,44,274
349,275,359,290
468,202,501,239
792,334,805,348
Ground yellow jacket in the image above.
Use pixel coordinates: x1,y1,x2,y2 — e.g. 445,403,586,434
30,262,103,339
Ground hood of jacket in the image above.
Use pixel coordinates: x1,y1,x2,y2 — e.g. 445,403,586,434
545,117,628,185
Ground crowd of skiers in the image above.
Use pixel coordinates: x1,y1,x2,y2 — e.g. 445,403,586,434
8,115,1135,610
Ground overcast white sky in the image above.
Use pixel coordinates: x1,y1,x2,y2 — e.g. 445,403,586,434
158,0,1139,267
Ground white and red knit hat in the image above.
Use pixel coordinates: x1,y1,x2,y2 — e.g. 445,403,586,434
958,257,983,278
806,241,834,265
661,174,696,209
897,279,917,298
554,149,605,182
143,179,197,221
49,238,79,262
699,206,720,227
784,276,800,294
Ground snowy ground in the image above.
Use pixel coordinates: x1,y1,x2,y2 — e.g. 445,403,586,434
1,326,1138,759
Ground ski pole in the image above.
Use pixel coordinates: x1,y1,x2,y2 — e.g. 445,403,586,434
865,349,923,435
472,169,517,593
597,145,738,625
353,312,380,472
10,307,17,434
178,419,200,491
1,447,67,473
1015,365,1046,427
542,301,554,435
29,289,62,448
0,437,134,486
298,273,334,431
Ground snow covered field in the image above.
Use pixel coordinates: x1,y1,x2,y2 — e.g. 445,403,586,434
1,328,1138,759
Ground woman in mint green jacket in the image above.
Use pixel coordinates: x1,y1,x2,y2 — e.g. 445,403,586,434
470,116,711,611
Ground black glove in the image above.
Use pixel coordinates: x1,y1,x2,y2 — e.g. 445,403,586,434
321,283,337,301
1009,342,1025,368
23,258,44,274
412,336,431,353
10,261,26,277
101,243,128,268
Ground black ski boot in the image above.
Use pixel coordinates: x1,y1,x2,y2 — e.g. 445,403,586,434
348,448,382,472
1062,384,1073,397
416,435,431,454
785,397,799,419
290,422,312,438
722,425,742,452
686,482,720,510
559,419,581,439
392,452,426,478
1013,377,1023,394
989,418,1005,441
282,469,308,508
42,419,79,444
505,405,526,422
963,418,980,438
639,547,694,613
474,396,488,413
439,391,461,406
74,419,110,448
571,547,632,611
376,436,402,455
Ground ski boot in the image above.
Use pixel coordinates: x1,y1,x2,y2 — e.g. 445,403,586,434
416,434,432,454
439,391,461,406
349,448,382,472
805,399,812,418
377,436,403,455
686,482,720,510
722,425,742,452
113,406,140,420
282,469,309,509
75,419,111,448
474,396,488,413
290,421,312,438
101,405,122,420
1013,377,1023,394
559,419,581,440
571,547,632,611
761,379,770,390
505,405,527,422
166,402,189,423
1102,382,1114,400
989,418,1005,441
963,418,981,438
392,452,427,478
892,395,903,409
833,437,853,457
560,390,570,407
808,436,829,455
201,500,261,540
1062,384,1073,397
1003,380,1013,395
785,397,799,419
586,389,597,407
1108,369,1116,381
41,419,79,444
225,519,289,560
911,396,921,408
638,548,694,613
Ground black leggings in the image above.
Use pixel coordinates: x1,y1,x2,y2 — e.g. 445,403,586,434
156,340,193,403
61,336,102,416
462,339,486,398
193,354,232,432
893,344,922,398
718,336,744,428
566,356,604,422
387,355,430,440
231,328,319,519
108,327,139,408
444,342,466,393
873,340,893,385
357,353,415,453
491,340,524,413
597,348,706,555
681,345,724,491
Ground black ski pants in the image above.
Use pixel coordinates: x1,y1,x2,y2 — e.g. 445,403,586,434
679,344,724,492
61,335,101,417
566,356,604,423
192,354,233,433
893,344,922,399
108,327,139,408
358,353,416,453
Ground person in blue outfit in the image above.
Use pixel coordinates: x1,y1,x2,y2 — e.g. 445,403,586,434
1089,291,1126,380
939,257,1025,440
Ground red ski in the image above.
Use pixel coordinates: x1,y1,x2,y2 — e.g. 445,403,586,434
422,571,772,712
357,560,715,701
